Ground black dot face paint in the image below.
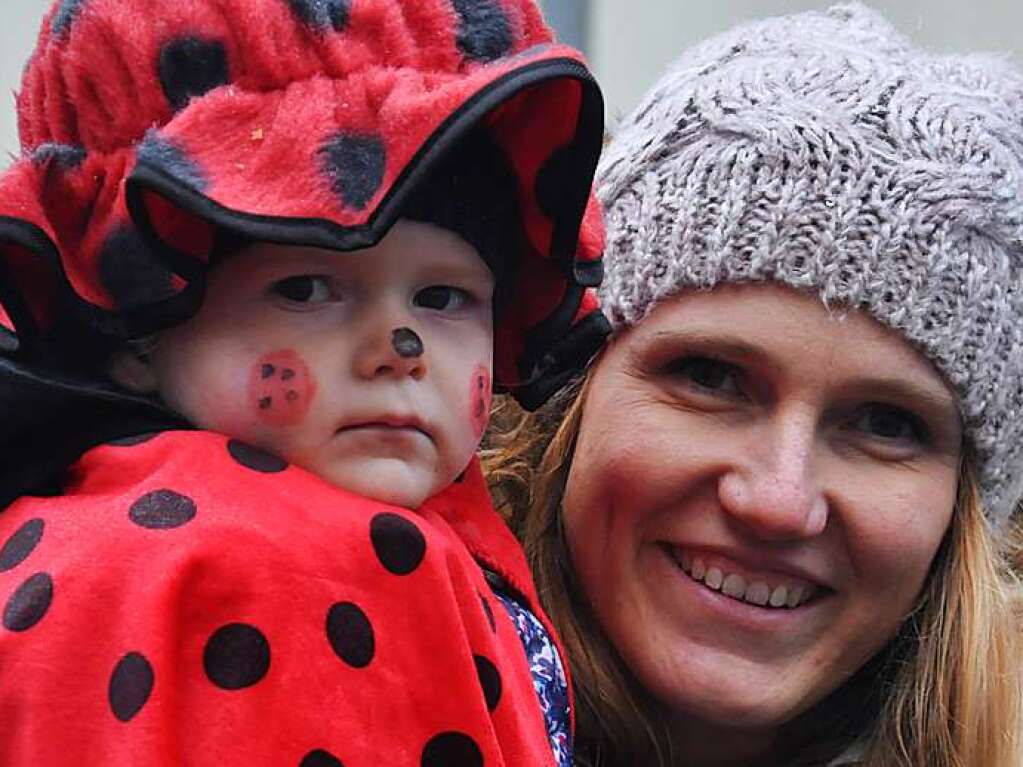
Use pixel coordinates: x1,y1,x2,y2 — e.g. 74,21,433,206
391,327,424,359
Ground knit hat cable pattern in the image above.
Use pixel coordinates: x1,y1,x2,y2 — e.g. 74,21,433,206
597,3,1023,525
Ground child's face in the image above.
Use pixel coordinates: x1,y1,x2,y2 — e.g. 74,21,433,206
133,220,495,508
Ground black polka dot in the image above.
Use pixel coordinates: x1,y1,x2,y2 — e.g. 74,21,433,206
391,327,424,358
421,732,484,767
534,144,575,220
326,602,375,668
108,432,158,447
473,655,502,711
318,133,387,211
158,36,230,112
3,572,53,632
478,592,496,633
0,519,44,573
203,623,271,690
451,0,514,62
30,142,86,170
137,130,208,191
300,749,345,767
108,652,154,722
370,513,426,575
287,0,350,32
98,226,179,310
129,490,196,530
227,440,289,473
51,0,87,38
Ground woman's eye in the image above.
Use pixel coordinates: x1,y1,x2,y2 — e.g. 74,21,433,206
272,276,333,304
671,357,743,395
414,285,471,311
852,404,925,442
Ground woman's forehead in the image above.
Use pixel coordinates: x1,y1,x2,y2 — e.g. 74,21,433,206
623,283,958,403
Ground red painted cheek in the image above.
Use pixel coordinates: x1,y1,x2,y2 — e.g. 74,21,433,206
470,365,492,439
247,350,316,426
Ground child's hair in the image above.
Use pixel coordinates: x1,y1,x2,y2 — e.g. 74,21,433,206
401,129,523,311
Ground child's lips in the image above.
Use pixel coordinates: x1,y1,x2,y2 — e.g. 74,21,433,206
337,415,432,440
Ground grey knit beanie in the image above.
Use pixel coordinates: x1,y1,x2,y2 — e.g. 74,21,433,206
597,3,1023,527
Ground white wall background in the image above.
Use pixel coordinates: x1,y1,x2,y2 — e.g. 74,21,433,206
587,1,1023,126
2,1,1023,161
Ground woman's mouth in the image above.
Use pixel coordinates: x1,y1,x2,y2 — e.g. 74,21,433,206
666,545,820,609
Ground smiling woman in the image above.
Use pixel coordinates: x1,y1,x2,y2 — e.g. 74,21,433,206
489,4,1023,766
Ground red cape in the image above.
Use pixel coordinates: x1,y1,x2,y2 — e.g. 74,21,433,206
0,430,564,766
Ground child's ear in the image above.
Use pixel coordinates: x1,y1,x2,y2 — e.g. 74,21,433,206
108,346,160,394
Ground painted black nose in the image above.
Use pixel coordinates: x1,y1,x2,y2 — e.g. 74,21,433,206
391,327,424,358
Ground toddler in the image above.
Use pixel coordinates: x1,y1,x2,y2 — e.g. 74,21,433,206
0,1,609,765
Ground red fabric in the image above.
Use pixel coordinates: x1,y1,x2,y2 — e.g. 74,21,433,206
0,430,562,766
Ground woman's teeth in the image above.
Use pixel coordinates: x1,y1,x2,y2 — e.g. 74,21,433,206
675,551,815,609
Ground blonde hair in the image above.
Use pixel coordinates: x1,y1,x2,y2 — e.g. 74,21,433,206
485,368,1023,767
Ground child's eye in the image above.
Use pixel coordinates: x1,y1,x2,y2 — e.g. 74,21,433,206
413,285,472,311
850,404,926,443
669,356,743,396
271,276,334,304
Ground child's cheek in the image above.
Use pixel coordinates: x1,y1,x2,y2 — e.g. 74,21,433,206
469,365,492,440
247,349,316,426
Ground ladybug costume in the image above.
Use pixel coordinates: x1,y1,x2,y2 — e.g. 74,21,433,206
0,1,609,765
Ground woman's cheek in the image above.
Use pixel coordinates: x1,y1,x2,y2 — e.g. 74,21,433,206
247,349,317,426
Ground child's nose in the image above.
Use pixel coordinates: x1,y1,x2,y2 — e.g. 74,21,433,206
353,324,428,381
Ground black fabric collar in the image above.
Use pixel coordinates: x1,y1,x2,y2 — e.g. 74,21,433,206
0,354,189,509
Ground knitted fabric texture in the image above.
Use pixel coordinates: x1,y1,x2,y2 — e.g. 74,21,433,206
597,2,1023,526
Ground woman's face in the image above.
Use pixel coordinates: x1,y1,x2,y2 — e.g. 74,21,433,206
563,284,961,755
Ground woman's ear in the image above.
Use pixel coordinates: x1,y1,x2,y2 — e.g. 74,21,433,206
108,346,160,394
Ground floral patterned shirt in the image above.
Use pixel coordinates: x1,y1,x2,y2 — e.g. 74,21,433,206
495,591,572,767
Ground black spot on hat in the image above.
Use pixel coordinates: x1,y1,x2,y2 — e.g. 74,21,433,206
473,655,502,711
421,732,484,767
227,440,289,473
108,432,158,447
451,0,514,62
30,142,86,170
287,0,350,32
300,750,345,767
204,623,271,690
98,226,179,311
0,519,44,573
108,652,154,722
534,144,576,220
51,0,87,38
137,130,208,191
128,489,196,530
326,602,375,668
3,572,53,631
478,592,496,633
318,133,387,211
158,36,230,112
370,513,426,575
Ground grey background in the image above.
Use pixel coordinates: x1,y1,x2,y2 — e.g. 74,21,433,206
3,1,1022,162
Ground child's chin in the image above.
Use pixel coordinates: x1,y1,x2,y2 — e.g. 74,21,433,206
319,458,442,509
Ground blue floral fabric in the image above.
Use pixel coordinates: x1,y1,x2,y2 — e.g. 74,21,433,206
495,592,572,767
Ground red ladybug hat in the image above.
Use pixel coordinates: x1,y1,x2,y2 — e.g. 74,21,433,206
0,0,608,409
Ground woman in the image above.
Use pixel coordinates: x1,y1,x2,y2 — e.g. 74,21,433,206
490,5,1023,766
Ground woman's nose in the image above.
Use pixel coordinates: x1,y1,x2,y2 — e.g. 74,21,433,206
353,323,428,381
717,414,828,541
